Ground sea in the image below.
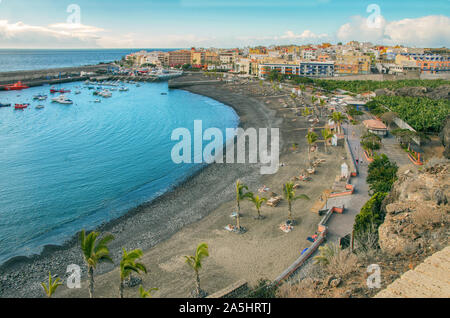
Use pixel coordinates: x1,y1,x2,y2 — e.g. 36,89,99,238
0,50,239,264
0,49,175,72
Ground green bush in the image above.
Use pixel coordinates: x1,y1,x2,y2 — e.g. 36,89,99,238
367,154,398,194
353,192,387,236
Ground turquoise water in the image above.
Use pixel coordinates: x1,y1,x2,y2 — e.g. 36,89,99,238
0,81,239,264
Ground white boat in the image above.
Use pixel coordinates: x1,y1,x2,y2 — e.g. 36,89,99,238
74,91,81,94
119,87,129,92
35,105,45,109
51,95,73,104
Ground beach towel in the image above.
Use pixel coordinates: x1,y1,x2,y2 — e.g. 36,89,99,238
301,248,309,255
307,237,315,243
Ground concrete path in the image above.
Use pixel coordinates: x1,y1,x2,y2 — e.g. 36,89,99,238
325,122,370,243
381,134,412,167
375,246,450,298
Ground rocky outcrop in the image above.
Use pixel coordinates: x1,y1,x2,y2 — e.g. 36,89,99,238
378,162,449,255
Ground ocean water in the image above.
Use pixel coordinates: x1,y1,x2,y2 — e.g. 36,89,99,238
0,81,239,264
0,49,175,72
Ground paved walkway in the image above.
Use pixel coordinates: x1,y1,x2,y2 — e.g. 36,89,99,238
325,122,370,243
381,134,412,167
375,246,450,298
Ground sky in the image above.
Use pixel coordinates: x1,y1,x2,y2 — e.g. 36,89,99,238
0,0,449,48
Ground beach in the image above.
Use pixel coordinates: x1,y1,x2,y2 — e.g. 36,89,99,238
0,73,344,298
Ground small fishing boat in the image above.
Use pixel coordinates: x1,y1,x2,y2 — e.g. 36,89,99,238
93,99,101,103
14,103,29,109
119,87,129,92
74,91,81,95
0,103,11,107
33,94,48,100
2,81,29,91
35,105,45,109
51,95,73,104
50,88,71,94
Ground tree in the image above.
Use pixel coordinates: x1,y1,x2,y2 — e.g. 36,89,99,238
235,180,253,230
313,243,338,266
247,194,267,219
321,129,334,153
41,272,62,298
184,243,209,298
330,112,346,134
119,248,147,298
80,229,115,298
283,182,310,223
139,285,158,298
367,154,398,194
353,192,388,245
361,132,381,157
306,131,318,163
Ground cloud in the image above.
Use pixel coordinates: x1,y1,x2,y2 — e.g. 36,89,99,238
337,15,450,47
0,20,102,48
280,30,329,40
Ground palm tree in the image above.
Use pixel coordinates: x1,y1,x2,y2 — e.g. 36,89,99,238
184,243,209,298
306,131,318,163
283,182,310,223
321,129,334,153
139,285,158,298
235,180,253,231
247,194,267,219
41,271,62,298
80,229,115,298
119,248,147,298
313,243,338,265
330,112,345,135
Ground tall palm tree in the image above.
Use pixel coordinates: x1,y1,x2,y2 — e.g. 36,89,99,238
330,112,345,135
247,194,267,219
139,285,158,298
80,229,115,298
283,182,310,223
41,271,62,298
306,131,318,163
119,248,147,298
184,243,209,298
321,129,334,153
235,180,253,230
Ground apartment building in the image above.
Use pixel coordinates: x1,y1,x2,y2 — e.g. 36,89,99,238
258,61,334,78
167,50,192,67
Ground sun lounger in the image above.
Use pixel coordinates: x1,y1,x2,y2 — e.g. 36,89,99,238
279,223,293,233
224,224,237,232
267,196,282,207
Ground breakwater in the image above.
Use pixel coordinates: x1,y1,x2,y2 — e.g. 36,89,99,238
0,64,183,90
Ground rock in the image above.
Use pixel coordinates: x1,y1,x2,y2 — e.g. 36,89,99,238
330,278,342,288
433,189,448,206
323,275,334,287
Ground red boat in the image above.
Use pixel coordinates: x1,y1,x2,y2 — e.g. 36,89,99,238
14,103,29,109
2,81,29,91
50,88,71,94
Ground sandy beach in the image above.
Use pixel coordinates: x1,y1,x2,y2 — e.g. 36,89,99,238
0,73,344,298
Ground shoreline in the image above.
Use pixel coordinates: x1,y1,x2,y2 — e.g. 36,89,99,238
0,74,278,297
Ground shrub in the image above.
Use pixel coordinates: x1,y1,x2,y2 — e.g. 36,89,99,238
367,154,398,194
354,192,387,238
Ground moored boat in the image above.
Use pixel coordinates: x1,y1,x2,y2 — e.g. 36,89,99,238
0,103,11,107
14,103,29,109
2,81,29,91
